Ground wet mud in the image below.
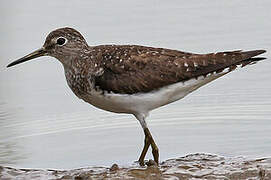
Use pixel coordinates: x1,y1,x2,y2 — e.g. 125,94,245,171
1,153,271,179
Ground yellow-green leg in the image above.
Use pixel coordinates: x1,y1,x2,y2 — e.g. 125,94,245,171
136,113,159,166
138,127,159,166
138,132,151,166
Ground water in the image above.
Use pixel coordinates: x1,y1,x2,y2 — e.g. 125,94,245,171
0,0,270,169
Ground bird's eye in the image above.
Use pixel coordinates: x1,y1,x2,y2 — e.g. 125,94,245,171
56,37,67,46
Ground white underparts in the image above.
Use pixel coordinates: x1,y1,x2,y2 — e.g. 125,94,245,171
82,69,232,123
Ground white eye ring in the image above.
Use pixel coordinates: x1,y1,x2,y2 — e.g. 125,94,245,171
56,37,67,46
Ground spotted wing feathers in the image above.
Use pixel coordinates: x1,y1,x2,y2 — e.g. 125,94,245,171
94,46,266,94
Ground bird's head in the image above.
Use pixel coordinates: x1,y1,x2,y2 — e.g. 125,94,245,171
7,27,88,68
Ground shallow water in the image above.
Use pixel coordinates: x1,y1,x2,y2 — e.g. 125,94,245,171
0,0,271,169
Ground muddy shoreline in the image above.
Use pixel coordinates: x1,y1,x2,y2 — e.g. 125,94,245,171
1,153,271,179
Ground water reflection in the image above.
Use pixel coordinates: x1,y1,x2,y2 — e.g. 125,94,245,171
0,104,26,165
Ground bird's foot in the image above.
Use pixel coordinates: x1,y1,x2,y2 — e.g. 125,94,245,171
145,159,158,167
137,159,147,166
137,159,158,167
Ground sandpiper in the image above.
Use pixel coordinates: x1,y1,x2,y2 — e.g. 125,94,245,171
7,27,266,166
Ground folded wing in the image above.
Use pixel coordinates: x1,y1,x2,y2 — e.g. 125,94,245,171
94,46,266,94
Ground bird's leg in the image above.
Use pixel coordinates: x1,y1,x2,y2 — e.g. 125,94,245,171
136,114,159,166
138,127,159,166
138,132,151,166
144,128,159,165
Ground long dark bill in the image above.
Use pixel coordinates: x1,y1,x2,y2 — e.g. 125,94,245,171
7,48,46,68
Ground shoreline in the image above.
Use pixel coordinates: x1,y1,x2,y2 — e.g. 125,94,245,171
1,153,271,179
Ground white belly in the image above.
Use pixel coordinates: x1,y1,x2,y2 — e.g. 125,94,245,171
81,72,227,117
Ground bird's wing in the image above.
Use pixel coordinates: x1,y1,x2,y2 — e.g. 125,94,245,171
94,45,265,94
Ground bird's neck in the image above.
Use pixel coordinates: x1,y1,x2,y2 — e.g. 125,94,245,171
64,65,94,98
63,57,103,98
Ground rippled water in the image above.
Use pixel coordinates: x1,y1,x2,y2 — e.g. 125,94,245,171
0,0,271,169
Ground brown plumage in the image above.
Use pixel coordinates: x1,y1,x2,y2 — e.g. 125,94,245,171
94,45,266,94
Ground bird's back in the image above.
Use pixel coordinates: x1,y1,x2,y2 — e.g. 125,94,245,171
93,45,266,95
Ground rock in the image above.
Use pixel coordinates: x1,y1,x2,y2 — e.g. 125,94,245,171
110,163,119,171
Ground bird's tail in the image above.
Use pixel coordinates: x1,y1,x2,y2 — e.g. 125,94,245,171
237,50,266,68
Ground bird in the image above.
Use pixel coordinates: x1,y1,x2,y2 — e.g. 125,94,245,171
7,27,266,166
